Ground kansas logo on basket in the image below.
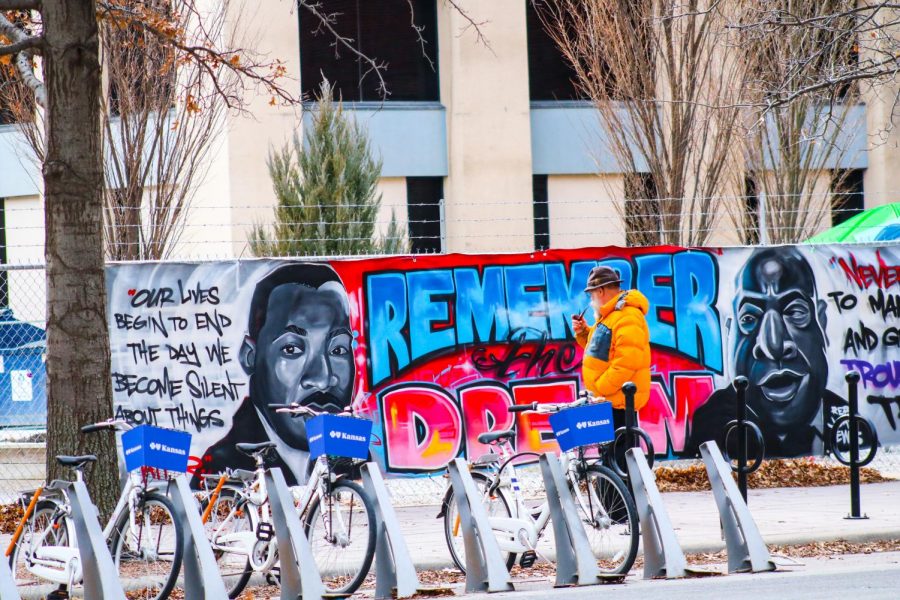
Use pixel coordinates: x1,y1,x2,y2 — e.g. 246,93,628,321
149,441,187,456
576,419,610,430
329,429,367,443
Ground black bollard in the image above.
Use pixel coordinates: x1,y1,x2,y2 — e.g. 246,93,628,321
623,382,638,449
734,376,750,502
845,371,867,520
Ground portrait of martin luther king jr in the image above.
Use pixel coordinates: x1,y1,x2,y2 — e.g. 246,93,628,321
192,263,355,486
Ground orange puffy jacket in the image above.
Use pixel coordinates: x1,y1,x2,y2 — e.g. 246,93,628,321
575,290,652,410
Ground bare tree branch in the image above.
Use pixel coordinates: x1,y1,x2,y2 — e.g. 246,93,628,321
0,31,40,55
96,1,298,110
0,11,45,106
406,0,434,71
733,1,900,109
297,0,389,100
444,0,492,49
540,0,747,247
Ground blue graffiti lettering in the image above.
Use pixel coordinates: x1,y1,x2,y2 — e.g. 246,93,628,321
673,252,722,372
366,272,410,385
546,261,597,339
635,254,676,348
454,267,510,345
504,264,548,338
365,252,722,386
408,270,457,361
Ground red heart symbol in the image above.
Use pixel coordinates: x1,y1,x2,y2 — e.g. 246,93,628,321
128,289,136,296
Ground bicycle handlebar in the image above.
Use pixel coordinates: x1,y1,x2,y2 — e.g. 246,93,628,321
271,403,353,418
81,419,132,434
507,395,603,415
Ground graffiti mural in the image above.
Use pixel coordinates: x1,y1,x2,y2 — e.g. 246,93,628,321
106,245,900,482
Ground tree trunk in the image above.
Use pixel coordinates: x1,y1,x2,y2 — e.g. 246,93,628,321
42,0,119,518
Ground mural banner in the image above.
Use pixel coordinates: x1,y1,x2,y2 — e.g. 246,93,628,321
106,245,900,484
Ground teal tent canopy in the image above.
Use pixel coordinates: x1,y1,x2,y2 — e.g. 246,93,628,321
807,203,900,244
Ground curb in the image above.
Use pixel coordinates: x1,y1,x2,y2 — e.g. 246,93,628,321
409,529,900,572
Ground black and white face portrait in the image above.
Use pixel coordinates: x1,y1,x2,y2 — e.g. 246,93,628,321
240,265,355,450
731,248,828,434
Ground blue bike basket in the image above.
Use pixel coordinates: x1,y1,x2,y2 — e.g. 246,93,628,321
548,402,615,452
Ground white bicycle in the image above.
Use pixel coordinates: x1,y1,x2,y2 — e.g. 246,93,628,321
201,405,376,597
8,419,183,600
439,398,640,575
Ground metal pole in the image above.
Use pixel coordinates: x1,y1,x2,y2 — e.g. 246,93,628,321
734,376,749,503
758,191,768,245
438,198,446,253
623,381,637,449
846,371,863,519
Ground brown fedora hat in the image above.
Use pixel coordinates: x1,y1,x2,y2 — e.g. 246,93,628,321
584,265,622,292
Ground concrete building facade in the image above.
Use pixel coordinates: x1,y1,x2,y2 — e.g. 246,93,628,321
0,0,895,263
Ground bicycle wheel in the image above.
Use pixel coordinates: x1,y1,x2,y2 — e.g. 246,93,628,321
580,464,638,574
442,471,517,574
201,487,254,598
110,491,184,600
9,499,71,589
302,479,375,594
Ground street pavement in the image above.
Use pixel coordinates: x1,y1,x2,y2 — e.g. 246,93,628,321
8,481,900,598
480,550,900,600
392,480,900,570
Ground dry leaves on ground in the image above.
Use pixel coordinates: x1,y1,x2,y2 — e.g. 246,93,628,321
653,458,892,493
0,503,23,534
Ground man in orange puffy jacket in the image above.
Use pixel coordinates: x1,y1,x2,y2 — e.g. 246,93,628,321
572,265,652,430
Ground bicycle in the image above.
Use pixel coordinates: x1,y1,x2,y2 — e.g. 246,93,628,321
439,396,642,576
200,404,376,597
7,419,184,600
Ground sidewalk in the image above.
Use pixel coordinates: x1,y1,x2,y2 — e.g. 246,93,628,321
391,481,900,570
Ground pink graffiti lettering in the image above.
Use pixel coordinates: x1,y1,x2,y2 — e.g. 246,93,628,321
640,374,714,453
459,383,515,461
512,380,578,456
380,385,463,472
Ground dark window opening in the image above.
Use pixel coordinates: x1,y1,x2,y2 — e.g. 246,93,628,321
742,175,760,245
624,173,660,247
526,2,586,101
406,177,443,253
832,169,865,226
300,0,439,102
533,175,550,250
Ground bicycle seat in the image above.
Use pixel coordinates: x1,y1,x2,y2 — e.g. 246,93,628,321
477,430,515,445
56,455,98,470
235,442,276,457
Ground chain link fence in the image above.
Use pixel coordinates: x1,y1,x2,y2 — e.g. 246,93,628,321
1,187,898,503
0,264,47,501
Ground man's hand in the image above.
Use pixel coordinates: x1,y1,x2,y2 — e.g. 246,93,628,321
572,314,587,335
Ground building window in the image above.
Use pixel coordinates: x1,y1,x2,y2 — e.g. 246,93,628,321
406,177,443,253
526,1,586,101
300,0,439,102
624,173,660,247
832,169,864,226
533,175,550,250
